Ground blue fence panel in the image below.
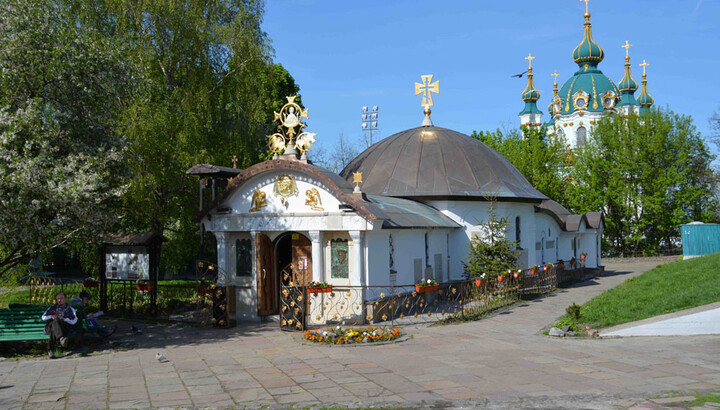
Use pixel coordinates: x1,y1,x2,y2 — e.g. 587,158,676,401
681,224,720,257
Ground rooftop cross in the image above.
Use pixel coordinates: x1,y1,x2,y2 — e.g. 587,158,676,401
232,155,238,169
580,0,589,13
551,70,560,83
525,52,536,70
639,59,649,75
414,75,439,107
622,40,633,58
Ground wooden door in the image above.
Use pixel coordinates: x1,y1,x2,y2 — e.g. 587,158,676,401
256,233,276,316
291,233,313,286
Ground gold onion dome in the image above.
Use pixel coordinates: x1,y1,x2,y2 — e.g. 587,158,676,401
572,12,604,66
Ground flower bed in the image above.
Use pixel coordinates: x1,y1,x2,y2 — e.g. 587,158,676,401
304,326,402,345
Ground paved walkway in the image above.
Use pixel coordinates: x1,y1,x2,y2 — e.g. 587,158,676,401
2,260,720,409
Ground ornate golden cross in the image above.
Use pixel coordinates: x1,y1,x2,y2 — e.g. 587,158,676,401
414,75,439,107
525,52,535,70
551,70,560,82
232,155,238,168
639,59,649,75
580,0,589,13
622,40,633,58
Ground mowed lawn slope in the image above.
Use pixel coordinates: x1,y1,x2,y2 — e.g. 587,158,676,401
582,252,720,328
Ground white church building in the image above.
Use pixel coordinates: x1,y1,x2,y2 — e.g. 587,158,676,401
191,92,603,322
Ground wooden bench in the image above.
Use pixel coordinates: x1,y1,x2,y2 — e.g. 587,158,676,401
0,304,49,342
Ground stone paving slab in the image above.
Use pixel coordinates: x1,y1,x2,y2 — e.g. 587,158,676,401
2,260,720,408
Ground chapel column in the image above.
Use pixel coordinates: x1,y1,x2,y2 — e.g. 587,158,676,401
214,231,229,278
309,231,324,283
349,231,364,286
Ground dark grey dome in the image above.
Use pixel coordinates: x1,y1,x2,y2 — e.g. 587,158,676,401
340,126,548,201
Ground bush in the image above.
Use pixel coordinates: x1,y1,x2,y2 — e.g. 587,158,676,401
566,302,582,321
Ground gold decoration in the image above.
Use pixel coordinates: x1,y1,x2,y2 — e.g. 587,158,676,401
622,40,632,58
400,313,404,319
347,291,352,297
639,59,649,75
367,315,372,321
295,132,316,155
274,174,298,202
266,95,311,155
316,315,321,320
297,295,303,302
415,75,439,107
249,190,266,212
296,322,302,330
414,312,418,318
281,305,287,312
231,155,238,169
580,0,589,13
304,187,324,211
380,292,385,299
451,288,457,294
525,52,535,69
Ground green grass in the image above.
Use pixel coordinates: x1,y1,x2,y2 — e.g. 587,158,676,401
580,252,720,328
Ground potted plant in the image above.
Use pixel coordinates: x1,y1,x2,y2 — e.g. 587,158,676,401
415,278,438,292
307,281,332,294
82,277,99,288
136,280,153,292
530,264,538,275
496,271,507,282
569,257,577,267
475,273,487,287
513,268,521,279
557,259,565,270
580,252,587,261
197,279,214,294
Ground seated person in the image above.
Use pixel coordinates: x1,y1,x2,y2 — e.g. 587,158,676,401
41,291,77,359
70,291,116,338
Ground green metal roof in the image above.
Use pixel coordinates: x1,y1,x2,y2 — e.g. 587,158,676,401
557,66,619,115
572,13,604,65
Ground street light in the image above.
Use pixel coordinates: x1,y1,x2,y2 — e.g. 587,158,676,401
361,105,379,146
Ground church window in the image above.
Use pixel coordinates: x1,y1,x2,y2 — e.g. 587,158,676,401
330,239,349,279
576,126,587,148
235,239,252,277
557,127,565,141
515,216,522,249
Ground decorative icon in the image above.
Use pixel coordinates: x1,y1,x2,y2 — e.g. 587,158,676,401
249,189,266,212
305,187,324,211
414,75,439,107
352,172,363,193
266,96,317,157
274,174,298,202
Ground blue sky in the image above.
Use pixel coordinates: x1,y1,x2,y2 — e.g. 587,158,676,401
263,0,719,154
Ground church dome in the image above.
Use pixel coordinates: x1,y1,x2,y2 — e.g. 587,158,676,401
557,67,619,114
340,126,548,201
572,13,604,65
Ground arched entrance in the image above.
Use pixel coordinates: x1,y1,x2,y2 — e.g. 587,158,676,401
256,232,313,317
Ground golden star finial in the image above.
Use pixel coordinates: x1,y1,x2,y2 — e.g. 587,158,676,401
352,172,363,185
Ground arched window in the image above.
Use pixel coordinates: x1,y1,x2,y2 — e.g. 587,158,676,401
557,127,565,141
515,216,521,248
576,126,587,148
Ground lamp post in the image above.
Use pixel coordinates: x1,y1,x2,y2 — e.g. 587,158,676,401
361,105,379,146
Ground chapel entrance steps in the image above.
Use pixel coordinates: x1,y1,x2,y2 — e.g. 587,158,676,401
273,265,578,331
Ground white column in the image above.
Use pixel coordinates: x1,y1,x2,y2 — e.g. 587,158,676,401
309,231,323,283
349,231,364,286
214,231,229,278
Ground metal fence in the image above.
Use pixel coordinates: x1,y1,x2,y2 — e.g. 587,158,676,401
281,265,565,331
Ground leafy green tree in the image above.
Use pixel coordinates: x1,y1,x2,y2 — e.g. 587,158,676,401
471,126,571,209
465,197,519,279
569,107,718,252
0,0,130,277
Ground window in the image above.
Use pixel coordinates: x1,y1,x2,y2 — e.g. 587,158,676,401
515,216,521,248
330,239,349,279
235,239,252,277
576,126,587,148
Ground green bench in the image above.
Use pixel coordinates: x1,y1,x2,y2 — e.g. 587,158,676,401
0,304,49,342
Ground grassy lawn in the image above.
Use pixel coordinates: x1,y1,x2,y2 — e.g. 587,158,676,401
580,252,720,328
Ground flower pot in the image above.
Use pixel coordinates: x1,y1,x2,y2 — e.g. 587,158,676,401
415,284,438,293
580,254,586,260
83,282,99,288
530,269,536,275
513,272,519,279
496,275,504,282
136,283,153,292
309,286,332,294
475,279,486,287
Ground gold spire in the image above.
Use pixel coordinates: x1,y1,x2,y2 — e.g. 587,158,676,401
622,40,633,61
637,59,653,108
551,70,560,95
521,53,539,102
580,0,589,14
618,41,638,93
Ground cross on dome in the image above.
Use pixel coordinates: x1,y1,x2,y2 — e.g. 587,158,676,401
580,0,589,14
622,40,633,58
525,52,536,70
639,59,649,75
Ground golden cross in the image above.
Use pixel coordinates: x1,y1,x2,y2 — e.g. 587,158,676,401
414,75,439,107
622,40,633,58
551,70,560,83
639,59,649,75
352,172,363,185
525,52,535,70
232,155,238,168
580,0,589,13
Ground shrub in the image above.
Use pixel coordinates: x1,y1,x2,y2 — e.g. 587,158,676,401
566,302,582,321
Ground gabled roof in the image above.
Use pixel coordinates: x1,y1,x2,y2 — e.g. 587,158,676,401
534,199,603,232
186,164,242,178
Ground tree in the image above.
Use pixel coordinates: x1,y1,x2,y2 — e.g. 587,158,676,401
465,196,519,279
569,107,718,252
313,132,361,174
0,0,130,277
471,126,571,209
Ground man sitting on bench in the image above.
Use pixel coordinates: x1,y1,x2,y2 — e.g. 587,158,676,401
41,292,77,359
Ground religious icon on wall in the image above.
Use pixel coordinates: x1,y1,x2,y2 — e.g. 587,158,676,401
331,239,349,279
274,174,298,202
249,189,266,212
304,187,324,211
